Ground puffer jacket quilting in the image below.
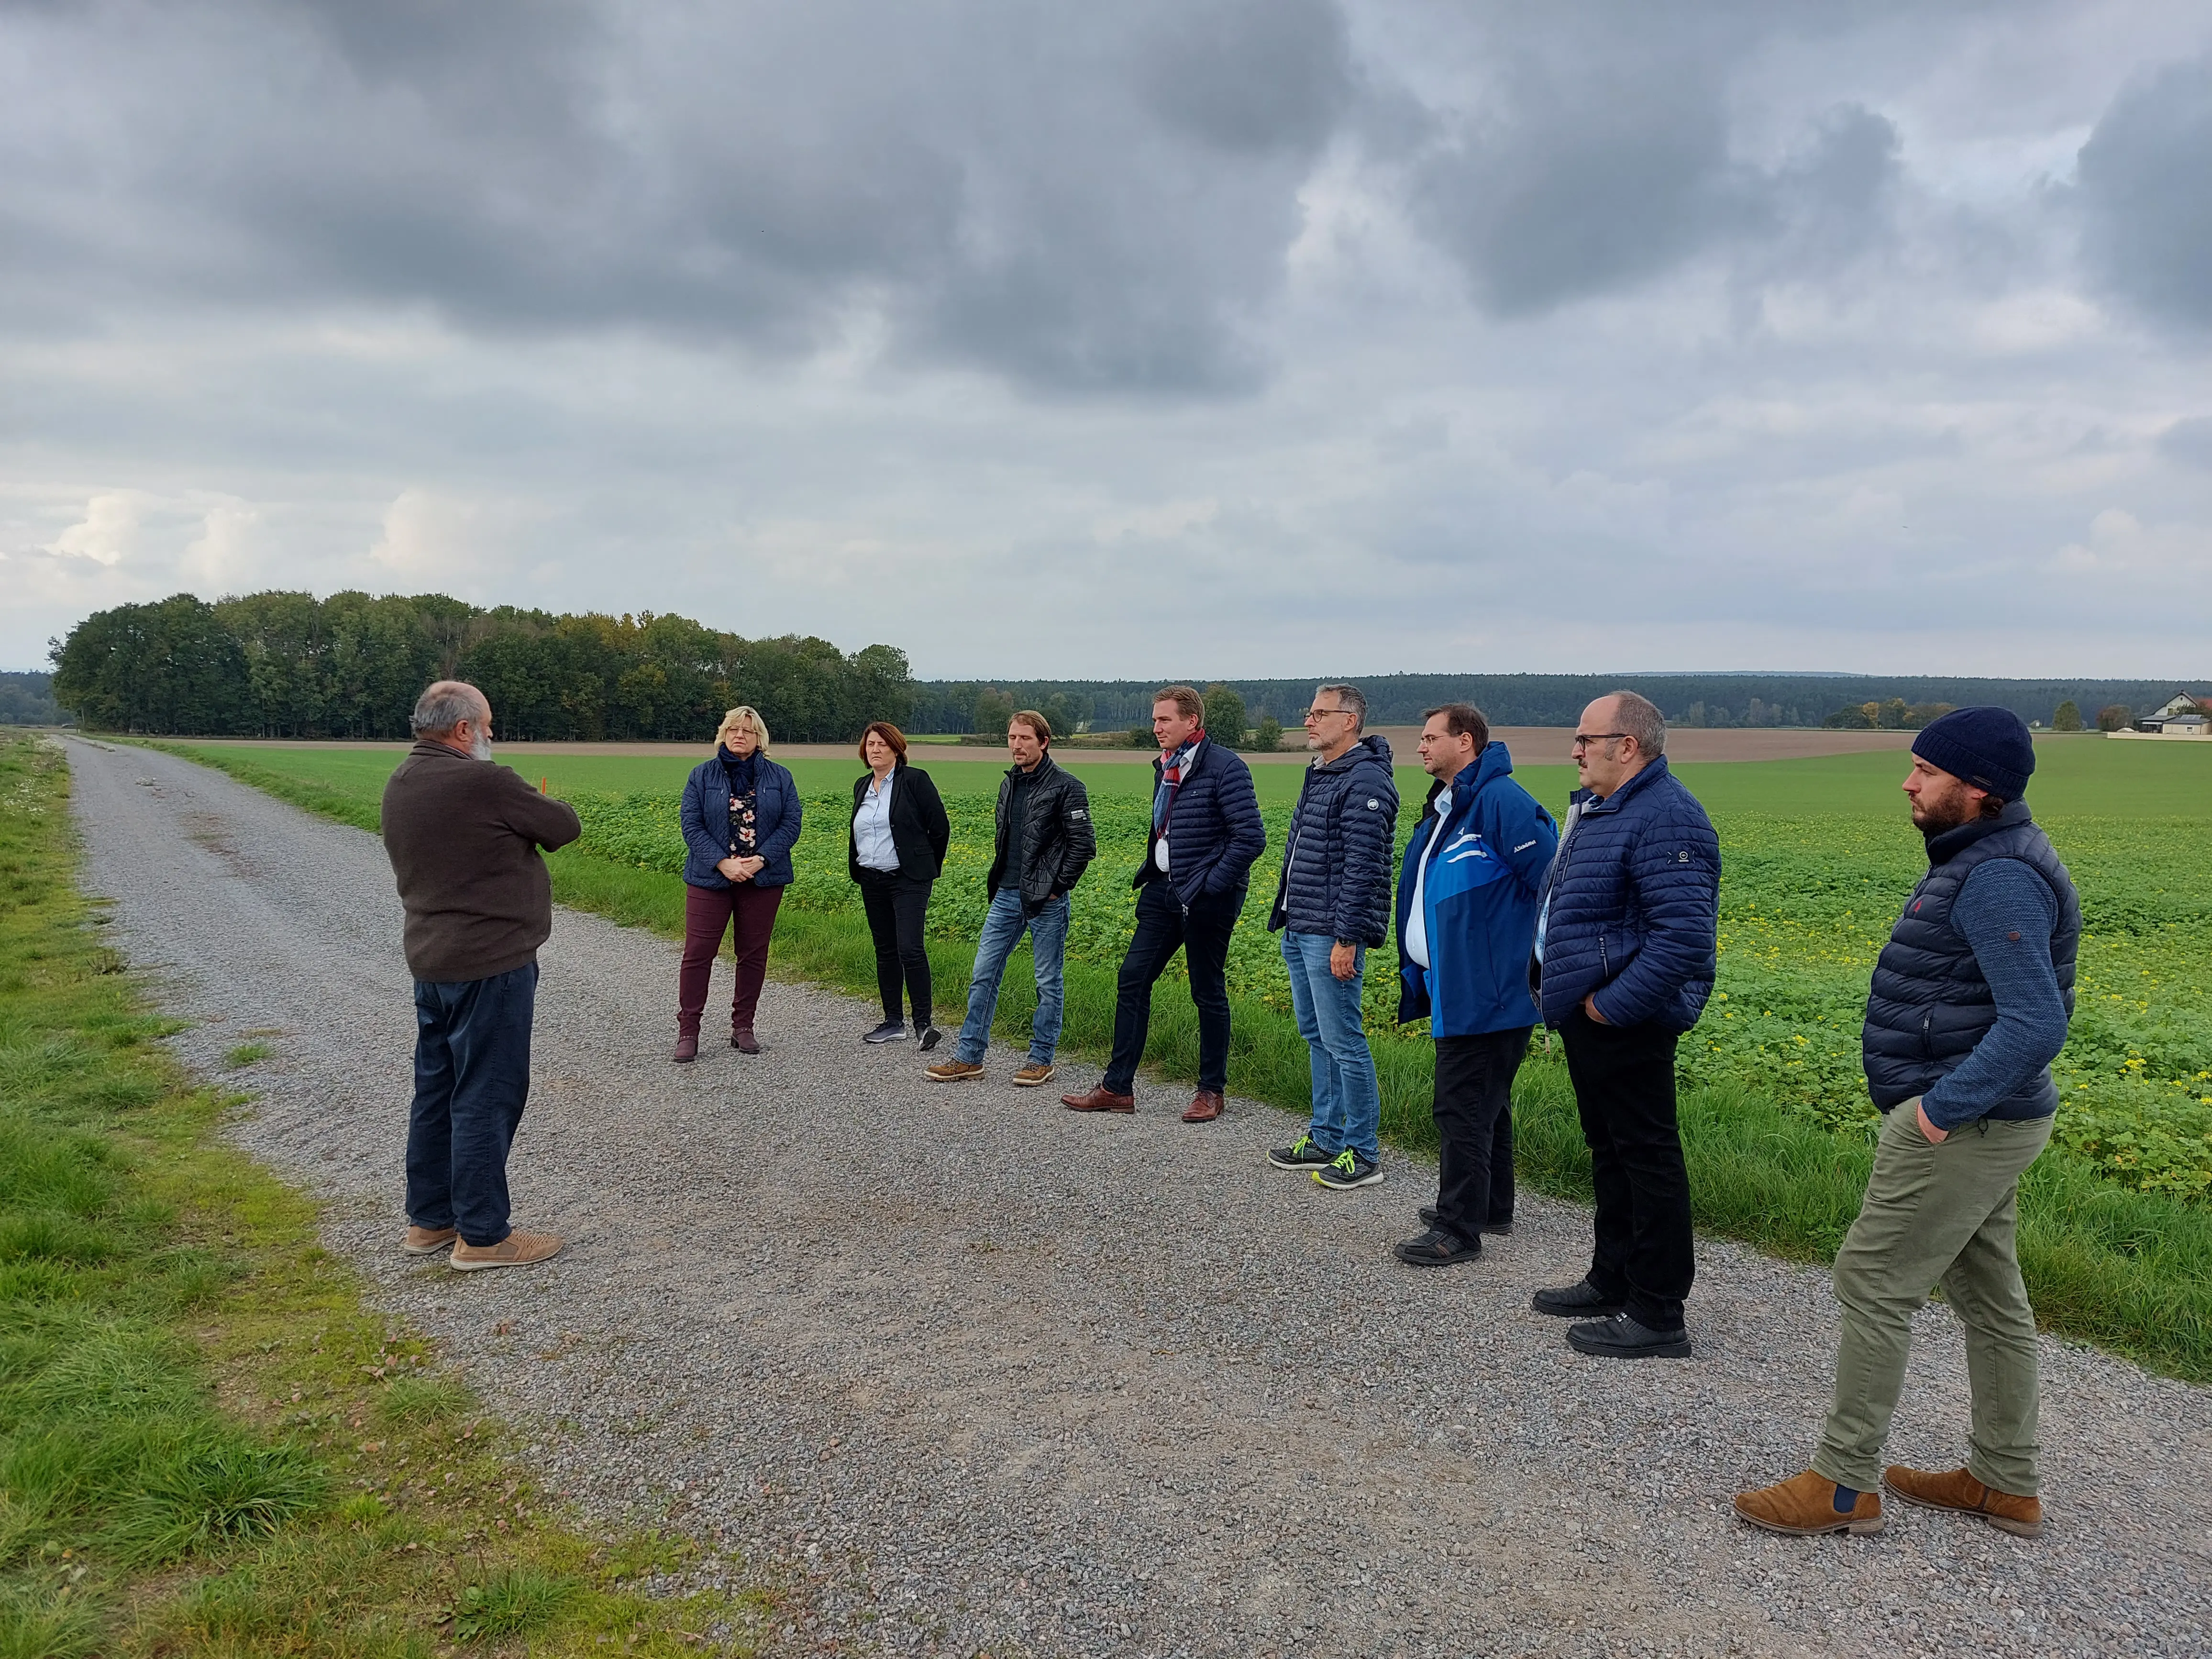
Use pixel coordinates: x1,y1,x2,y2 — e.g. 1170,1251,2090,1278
1269,734,1398,946
985,754,1097,908
1131,739,1267,905
1534,755,1720,1033
679,755,804,889
1860,803,2079,1116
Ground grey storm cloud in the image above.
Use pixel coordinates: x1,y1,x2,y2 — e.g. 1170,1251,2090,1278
0,0,1948,394
1402,8,1906,317
2078,50,2212,330
0,0,1356,393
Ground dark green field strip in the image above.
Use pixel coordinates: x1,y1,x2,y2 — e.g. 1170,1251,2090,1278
146,738,2212,1385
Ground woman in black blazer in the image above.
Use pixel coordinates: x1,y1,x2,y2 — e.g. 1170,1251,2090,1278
849,721,951,1047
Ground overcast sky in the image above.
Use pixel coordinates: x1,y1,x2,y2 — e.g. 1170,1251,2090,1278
4,0,2210,679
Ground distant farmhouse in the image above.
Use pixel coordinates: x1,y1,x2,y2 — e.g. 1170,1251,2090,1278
2113,692,2211,740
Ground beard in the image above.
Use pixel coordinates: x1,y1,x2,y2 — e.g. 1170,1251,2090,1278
469,731,493,762
1911,795,1976,835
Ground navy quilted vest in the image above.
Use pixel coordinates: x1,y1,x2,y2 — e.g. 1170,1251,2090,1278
1860,803,2079,1117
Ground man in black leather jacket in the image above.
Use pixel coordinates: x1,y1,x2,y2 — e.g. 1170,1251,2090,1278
927,711,1095,1087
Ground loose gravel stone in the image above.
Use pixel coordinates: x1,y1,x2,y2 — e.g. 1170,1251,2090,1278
65,737,2212,1656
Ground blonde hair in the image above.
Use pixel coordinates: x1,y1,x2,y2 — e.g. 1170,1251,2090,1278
715,705,771,751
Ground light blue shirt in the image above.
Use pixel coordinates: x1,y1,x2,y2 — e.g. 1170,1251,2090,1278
853,771,899,871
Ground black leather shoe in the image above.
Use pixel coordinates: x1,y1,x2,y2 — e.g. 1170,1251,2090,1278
1566,1311,1692,1359
1394,1227,1481,1268
1423,1204,1512,1236
1530,1278,1627,1318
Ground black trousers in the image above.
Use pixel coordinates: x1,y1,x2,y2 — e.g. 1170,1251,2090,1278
856,867,933,1027
1432,1026,1532,1244
1103,880,1241,1094
1559,1007,1694,1330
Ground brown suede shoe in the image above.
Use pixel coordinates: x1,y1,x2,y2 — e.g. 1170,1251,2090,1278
449,1229,564,1272
1882,1465,2043,1538
1061,1084,1135,1113
1182,1089,1225,1123
672,1032,698,1063
402,1225,458,1256
926,1059,984,1083
731,1028,761,1055
1734,1470,1884,1537
1011,1063,1056,1087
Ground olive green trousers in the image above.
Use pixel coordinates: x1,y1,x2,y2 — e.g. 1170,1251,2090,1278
1812,1100,2052,1496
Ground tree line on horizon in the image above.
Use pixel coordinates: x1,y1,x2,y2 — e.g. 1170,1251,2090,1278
47,592,913,742
911,674,2195,735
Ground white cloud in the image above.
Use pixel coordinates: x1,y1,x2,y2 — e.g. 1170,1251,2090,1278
45,491,144,566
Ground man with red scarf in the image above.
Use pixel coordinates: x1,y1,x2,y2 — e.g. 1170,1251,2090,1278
1062,684,1266,1121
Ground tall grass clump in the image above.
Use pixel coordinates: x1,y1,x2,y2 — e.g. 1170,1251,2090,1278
9,736,784,1652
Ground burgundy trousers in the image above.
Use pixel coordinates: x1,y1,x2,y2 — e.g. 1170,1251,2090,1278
679,881,784,1036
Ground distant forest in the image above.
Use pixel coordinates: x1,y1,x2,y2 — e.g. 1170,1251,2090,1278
0,671,64,726
41,590,2196,741
48,592,912,741
910,675,2195,734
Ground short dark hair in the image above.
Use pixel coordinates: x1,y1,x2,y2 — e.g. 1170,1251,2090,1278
1979,793,2008,820
857,720,908,763
1423,702,1489,749
1009,709,1052,745
1153,685,1205,723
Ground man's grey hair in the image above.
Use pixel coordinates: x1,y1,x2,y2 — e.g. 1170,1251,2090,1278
1609,689,1667,757
410,680,488,736
1316,683,1367,732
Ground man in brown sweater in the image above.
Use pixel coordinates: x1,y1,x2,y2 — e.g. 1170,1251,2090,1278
382,681,582,1271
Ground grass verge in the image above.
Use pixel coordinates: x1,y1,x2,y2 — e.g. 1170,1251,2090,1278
142,739,2212,1384
3,734,781,1655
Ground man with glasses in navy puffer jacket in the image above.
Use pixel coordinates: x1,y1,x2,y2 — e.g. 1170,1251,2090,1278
1530,690,1720,1359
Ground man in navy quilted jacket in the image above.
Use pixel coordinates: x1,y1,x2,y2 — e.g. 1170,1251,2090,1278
1736,708,2075,1540
1530,690,1719,1359
1062,685,1266,1123
1262,684,1398,1190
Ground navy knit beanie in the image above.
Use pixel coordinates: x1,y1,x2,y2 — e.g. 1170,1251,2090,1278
1912,706,2035,801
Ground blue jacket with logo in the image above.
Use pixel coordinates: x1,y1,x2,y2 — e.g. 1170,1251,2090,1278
1394,743,1558,1037
1268,733,1398,947
1533,755,1719,1033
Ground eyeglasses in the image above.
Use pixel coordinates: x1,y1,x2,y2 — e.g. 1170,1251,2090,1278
1571,732,1627,750
1303,707,1353,722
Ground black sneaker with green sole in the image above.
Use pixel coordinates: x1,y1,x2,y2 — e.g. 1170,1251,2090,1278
1312,1150,1383,1190
1268,1134,1334,1172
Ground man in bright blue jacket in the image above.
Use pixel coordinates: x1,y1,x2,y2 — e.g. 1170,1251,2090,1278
1264,684,1398,1190
1389,704,1557,1265
1530,691,1719,1360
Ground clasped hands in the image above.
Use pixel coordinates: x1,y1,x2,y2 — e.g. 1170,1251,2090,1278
716,854,766,883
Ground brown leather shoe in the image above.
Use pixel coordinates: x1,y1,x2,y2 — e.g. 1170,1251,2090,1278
672,1032,698,1063
1182,1089,1225,1123
1882,1465,2043,1538
1733,1470,1884,1537
926,1059,984,1083
1061,1084,1135,1113
1011,1063,1056,1087
402,1225,458,1255
449,1229,564,1272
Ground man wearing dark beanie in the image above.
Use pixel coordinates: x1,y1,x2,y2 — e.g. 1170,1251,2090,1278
1737,707,2079,1539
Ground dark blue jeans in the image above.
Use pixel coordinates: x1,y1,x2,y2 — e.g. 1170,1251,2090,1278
407,962,537,1247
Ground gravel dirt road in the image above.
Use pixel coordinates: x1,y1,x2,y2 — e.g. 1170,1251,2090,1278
66,737,2211,1657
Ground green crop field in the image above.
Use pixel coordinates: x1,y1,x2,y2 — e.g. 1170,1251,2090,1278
152,733,2212,1380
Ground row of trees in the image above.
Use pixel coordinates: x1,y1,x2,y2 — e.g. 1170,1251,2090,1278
48,592,913,742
